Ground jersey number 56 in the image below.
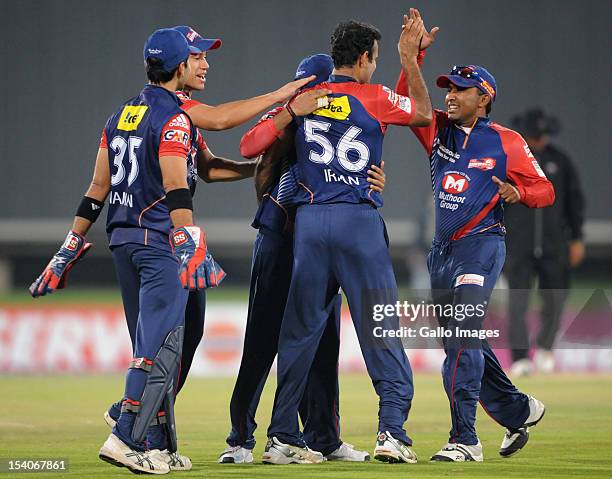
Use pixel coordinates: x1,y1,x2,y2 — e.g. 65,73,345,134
304,119,370,173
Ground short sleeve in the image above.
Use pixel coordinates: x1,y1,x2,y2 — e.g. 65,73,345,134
375,85,414,126
99,129,108,149
159,113,192,158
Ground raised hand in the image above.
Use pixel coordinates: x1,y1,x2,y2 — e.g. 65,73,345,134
410,8,439,51
398,12,425,60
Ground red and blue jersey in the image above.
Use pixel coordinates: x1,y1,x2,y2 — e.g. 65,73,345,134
293,75,415,207
176,90,209,189
100,84,197,251
240,106,300,235
396,71,555,243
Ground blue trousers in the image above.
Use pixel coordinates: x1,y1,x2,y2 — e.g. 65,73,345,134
110,243,189,450
108,273,205,449
226,229,342,455
114,285,205,394
428,234,530,445
268,204,414,446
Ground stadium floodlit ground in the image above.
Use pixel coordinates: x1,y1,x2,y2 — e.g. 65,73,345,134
3,372,611,478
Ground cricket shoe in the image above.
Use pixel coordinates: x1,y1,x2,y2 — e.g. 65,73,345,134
149,449,193,471
499,396,546,457
98,433,170,474
325,442,370,461
218,445,254,464
430,441,483,462
262,437,325,464
103,410,117,428
374,431,417,463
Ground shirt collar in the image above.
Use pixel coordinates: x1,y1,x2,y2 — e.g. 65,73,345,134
144,84,181,105
453,116,491,132
327,74,358,83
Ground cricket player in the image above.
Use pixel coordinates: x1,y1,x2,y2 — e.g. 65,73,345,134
218,54,385,464
397,8,553,462
265,16,433,464
101,25,266,469
29,27,315,474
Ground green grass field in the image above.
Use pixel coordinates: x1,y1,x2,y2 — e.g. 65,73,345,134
2,373,611,478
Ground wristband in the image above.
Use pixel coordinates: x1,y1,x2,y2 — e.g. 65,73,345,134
285,102,297,119
76,196,105,223
165,188,193,212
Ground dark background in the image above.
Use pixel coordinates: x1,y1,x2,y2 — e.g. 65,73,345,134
3,0,610,219
1,0,611,288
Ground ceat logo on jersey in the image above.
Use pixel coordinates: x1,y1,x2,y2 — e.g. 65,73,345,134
173,231,188,246
468,158,496,170
118,105,149,131
442,173,470,193
313,95,351,121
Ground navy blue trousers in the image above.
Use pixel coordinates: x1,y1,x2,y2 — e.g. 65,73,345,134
226,229,342,455
110,243,189,450
268,204,414,446
428,234,530,445
115,283,205,393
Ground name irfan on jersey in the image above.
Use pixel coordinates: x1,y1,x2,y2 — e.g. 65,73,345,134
324,168,359,185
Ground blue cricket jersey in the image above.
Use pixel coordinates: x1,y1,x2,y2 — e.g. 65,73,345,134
101,84,197,251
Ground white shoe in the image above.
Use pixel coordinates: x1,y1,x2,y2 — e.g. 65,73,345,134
218,445,254,464
262,437,325,464
499,396,545,457
98,433,170,474
149,449,192,471
534,350,555,373
430,441,483,462
500,427,529,457
525,396,546,426
374,431,417,463
510,359,533,377
326,442,370,461
103,410,117,428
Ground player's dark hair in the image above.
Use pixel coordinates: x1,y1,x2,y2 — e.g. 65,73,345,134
330,20,381,69
477,89,492,115
145,57,187,84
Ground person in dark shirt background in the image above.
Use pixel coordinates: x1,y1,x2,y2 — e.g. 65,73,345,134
505,107,586,376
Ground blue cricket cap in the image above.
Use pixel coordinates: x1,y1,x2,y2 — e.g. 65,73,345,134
436,65,497,102
294,54,334,89
174,25,222,54
143,28,190,73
